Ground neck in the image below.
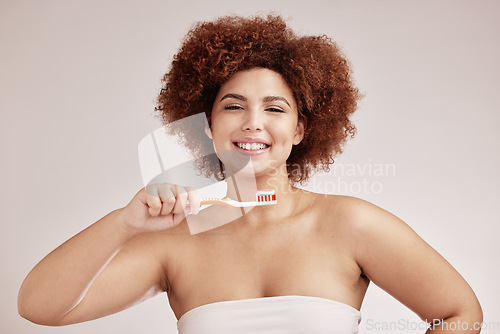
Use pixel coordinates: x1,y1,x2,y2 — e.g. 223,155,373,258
224,165,300,226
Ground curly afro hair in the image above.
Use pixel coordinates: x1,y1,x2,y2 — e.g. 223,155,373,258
155,14,360,185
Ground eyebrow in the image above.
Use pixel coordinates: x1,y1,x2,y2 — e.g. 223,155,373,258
220,93,247,102
263,95,291,107
220,93,291,108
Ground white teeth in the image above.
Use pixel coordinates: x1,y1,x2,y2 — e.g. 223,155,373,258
236,142,268,150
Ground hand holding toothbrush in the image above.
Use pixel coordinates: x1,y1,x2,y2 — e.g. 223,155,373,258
118,182,201,233
118,182,277,233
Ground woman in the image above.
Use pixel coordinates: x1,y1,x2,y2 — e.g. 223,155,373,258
18,15,482,333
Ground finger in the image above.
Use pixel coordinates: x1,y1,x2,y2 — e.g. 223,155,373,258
172,211,187,227
172,185,188,215
145,185,162,217
186,186,200,215
158,184,176,216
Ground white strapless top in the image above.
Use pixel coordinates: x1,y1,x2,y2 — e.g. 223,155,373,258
177,295,361,334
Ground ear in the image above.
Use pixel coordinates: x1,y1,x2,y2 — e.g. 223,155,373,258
205,125,213,139
203,115,214,139
293,119,305,145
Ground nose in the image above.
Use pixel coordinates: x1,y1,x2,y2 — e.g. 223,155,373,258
241,109,263,132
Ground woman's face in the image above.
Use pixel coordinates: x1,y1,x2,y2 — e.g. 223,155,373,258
208,68,304,178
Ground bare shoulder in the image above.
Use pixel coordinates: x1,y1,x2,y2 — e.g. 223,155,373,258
321,193,385,215
300,191,393,231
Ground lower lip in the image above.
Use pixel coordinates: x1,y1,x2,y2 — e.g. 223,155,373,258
233,143,270,156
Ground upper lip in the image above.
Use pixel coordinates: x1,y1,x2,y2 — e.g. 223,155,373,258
233,137,271,146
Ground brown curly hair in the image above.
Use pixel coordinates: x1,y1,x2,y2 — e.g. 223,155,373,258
155,14,360,185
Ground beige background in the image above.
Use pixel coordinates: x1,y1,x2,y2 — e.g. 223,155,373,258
1,0,498,333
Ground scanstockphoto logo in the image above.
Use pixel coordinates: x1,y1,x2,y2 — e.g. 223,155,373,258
308,159,396,195
364,318,500,333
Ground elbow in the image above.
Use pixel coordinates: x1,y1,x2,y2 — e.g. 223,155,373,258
18,289,65,326
18,307,66,327
436,300,483,334
17,285,36,323
18,302,57,326
17,302,40,325
463,296,483,333
470,302,484,334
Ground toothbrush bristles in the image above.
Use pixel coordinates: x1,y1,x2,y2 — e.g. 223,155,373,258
200,189,276,207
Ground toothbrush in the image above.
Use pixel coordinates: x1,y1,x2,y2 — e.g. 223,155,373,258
200,189,277,207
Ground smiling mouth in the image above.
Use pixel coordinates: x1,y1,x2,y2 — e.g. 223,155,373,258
233,142,270,151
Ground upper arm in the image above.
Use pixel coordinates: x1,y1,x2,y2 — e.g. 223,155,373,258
59,233,168,325
348,197,481,323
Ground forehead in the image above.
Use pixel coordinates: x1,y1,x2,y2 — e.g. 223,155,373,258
216,68,296,103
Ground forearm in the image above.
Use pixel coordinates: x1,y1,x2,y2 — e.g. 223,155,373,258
18,208,137,324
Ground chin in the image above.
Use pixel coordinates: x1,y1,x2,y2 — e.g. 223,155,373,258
251,161,284,178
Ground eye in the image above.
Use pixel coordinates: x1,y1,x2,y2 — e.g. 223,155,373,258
266,107,285,113
224,104,243,110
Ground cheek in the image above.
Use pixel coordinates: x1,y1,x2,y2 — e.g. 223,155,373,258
274,123,298,143
211,113,232,133
210,126,232,150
